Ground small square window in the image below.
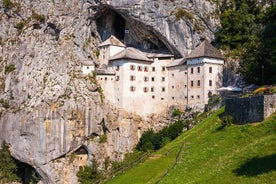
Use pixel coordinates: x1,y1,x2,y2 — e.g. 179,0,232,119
162,66,166,71
144,67,149,72
172,73,174,77
87,66,90,69
130,65,135,71
197,95,200,99
191,95,194,99
152,95,155,99
115,66,120,71
151,77,155,82
151,87,154,92
172,97,175,100
161,98,164,100
130,75,136,81
162,77,165,82
162,87,165,92
152,67,155,72
144,77,149,82
143,87,149,93
172,86,174,89
138,66,142,71
105,77,107,80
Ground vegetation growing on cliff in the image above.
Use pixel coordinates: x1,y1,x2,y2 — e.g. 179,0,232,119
215,0,275,85
0,142,20,183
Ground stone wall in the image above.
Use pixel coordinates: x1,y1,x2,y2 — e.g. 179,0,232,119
225,94,276,124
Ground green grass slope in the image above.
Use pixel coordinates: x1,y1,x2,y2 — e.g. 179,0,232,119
106,109,276,184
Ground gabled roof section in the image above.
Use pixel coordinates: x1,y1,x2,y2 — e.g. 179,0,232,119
98,35,126,47
109,47,153,63
167,58,186,68
186,40,224,60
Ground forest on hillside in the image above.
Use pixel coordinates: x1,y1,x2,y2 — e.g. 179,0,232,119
215,0,275,85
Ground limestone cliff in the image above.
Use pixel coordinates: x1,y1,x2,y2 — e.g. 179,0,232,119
0,0,220,183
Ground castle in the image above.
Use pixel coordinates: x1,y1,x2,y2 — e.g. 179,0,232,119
93,35,224,116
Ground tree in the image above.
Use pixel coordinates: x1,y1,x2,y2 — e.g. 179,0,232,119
0,141,20,183
241,6,276,84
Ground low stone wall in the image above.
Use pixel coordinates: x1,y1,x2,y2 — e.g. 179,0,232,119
225,94,276,124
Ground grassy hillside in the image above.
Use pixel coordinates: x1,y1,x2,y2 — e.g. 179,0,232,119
106,109,276,184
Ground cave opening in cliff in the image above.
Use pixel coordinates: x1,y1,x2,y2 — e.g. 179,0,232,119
95,6,174,54
96,6,126,43
14,159,40,183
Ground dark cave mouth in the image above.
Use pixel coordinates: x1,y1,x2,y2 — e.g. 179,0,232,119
95,6,172,54
14,159,40,184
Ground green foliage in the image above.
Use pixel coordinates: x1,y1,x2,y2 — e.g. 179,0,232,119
32,12,45,23
136,121,184,152
0,141,20,183
3,0,13,9
215,1,275,85
77,159,101,184
172,109,182,117
4,64,16,74
99,134,107,143
106,109,276,184
221,115,233,128
241,6,276,85
0,99,10,109
175,8,194,21
15,21,25,30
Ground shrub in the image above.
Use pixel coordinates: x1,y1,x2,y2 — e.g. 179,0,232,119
99,134,107,143
15,21,25,30
32,13,45,23
136,121,184,152
175,8,194,21
0,141,20,183
0,99,10,109
221,115,233,128
3,0,13,9
172,108,182,117
5,64,16,74
77,159,101,184
253,87,267,94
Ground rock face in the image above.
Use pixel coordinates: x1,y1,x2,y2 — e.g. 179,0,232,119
0,0,220,183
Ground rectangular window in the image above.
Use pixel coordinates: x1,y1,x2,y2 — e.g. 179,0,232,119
172,86,174,89
197,80,200,86
162,77,165,82
209,80,212,86
144,76,149,82
172,73,174,77
209,67,212,73
144,66,149,72
191,81,194,87
162,66,166,71
191,68,194,74
151,87,154,92
130,65,135,71
197,67,200,73
130,86,136,92
143,87,149,93
162,87,165,92
151,77,155,82
130,75,135,81
152,67,155,72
